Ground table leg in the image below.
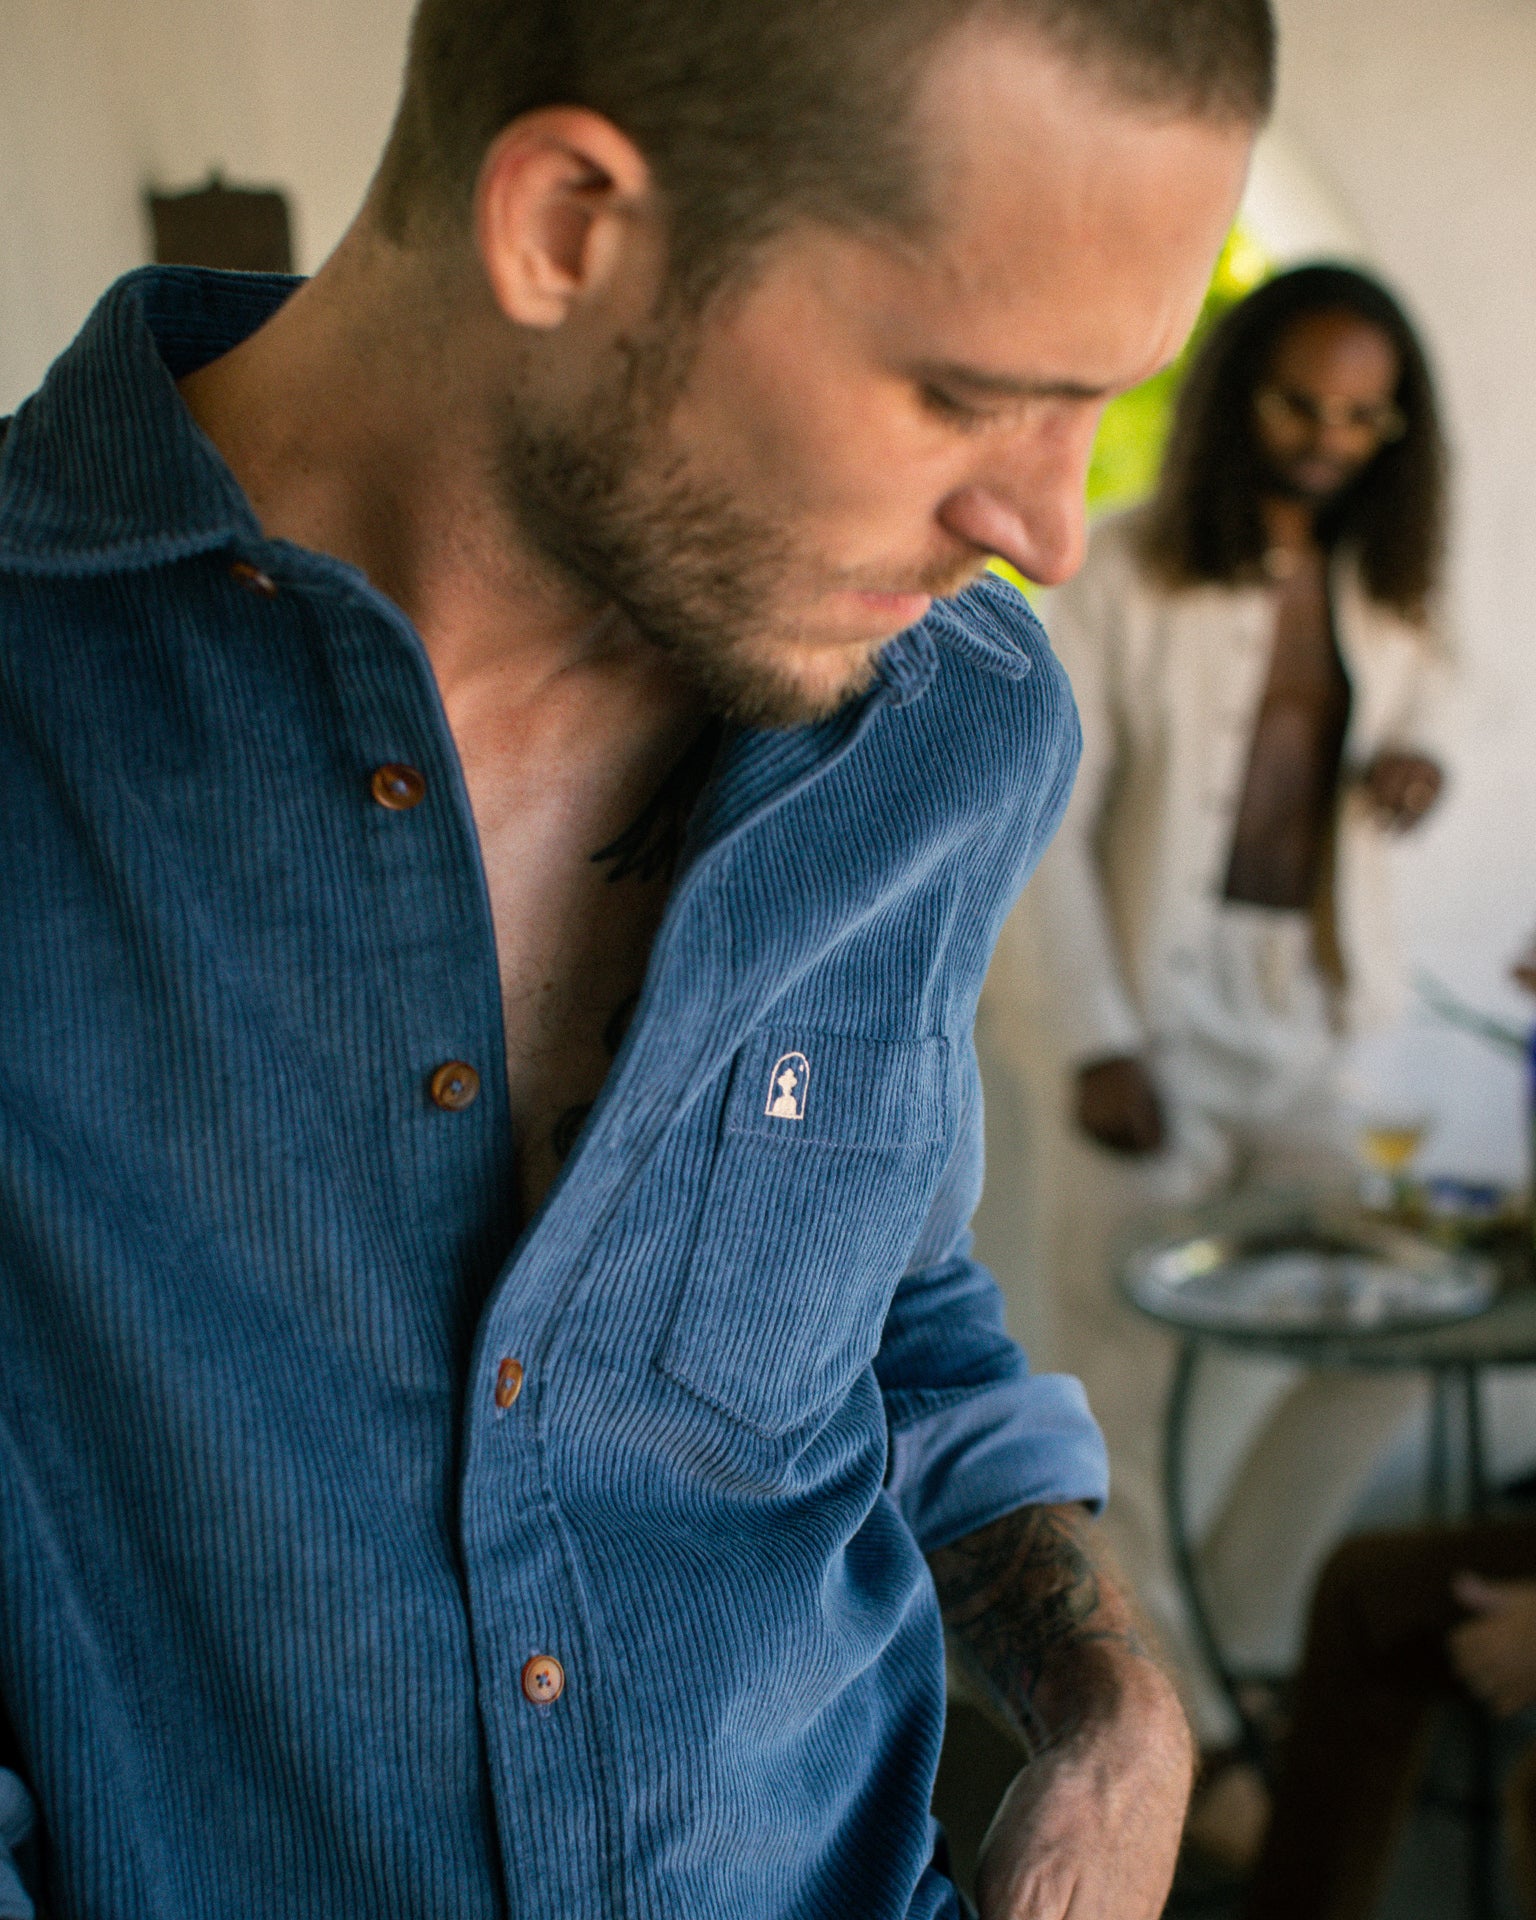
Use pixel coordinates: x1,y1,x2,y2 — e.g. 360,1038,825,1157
1162,1336,1264,1760
1458,1362,1497,1920
1428,1369,1452,1522
1467,1702,1497,1920
1462,1364,1488,1519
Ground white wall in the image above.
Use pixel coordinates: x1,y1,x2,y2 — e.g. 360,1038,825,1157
1217,6,1536,1522
1266,0,1536,1184
0,0,413,412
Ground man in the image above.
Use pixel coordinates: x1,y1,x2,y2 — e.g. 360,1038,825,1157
976,266,1451,1787
1243,944,1536,1918
0,1,1268,1914
1242,1524,1536,1920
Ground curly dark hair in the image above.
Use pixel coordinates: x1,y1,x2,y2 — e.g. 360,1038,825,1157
1141,262,1447,619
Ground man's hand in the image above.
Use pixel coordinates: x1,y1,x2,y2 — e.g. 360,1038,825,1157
1074,1056,1165,1156
1363,751,1443,832
929,1506,1193,1919
1449,1574,1536,1717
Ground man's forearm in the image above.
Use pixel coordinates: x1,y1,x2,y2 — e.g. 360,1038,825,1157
930,1505,1194,1918
927,1502,1185,1756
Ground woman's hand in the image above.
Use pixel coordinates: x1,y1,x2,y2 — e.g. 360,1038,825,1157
1363,752,1443,831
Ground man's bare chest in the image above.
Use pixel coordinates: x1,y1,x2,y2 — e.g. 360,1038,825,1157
484,834,669,1211
1223,559,1352,909
1258,561,1349,709
457,714,715,1218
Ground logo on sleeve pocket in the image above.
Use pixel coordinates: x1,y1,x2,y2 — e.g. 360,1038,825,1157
765,1052,810,1121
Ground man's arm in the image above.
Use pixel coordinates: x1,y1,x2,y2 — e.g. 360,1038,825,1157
929,1504,1192,1920
876,1037,1186,1912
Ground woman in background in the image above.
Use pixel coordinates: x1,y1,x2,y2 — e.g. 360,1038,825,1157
974,265,1453,1811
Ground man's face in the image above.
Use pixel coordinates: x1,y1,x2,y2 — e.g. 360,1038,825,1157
501,28,1252,726
1251,309,1404,506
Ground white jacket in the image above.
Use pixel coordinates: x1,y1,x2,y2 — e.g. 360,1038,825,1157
1016,509,1452,1065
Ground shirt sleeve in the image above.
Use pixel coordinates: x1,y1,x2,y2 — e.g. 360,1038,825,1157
1388,628,1457,767
876,1045,1108,1555
0,1771,36,1920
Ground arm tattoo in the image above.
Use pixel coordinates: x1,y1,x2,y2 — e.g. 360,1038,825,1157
928,1504,1152,1751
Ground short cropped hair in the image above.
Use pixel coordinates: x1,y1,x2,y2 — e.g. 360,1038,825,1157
373,0,1274,300
1141,263,1447,619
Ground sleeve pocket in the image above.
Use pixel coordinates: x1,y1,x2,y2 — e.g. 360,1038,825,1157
656,1028,952,1438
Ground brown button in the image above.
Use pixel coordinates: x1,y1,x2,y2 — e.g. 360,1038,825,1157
371,764,427,811
494,1357,524,1410
522,1654,565,1705
429,1061,481,1111
229,560,278,597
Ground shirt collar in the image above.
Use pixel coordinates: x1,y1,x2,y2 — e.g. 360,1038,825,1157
878,574,1040,707
0,266,1043,699
0,266,296,577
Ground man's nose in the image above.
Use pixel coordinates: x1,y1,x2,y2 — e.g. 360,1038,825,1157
935,418,1098,589
1314,419,1366,460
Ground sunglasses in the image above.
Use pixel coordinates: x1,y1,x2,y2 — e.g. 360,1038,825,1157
1254,386,1407,445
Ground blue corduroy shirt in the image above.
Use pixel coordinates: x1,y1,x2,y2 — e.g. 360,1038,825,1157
0,269,1107,1920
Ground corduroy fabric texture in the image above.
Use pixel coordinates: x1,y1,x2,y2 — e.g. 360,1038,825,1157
0,269,1106,1920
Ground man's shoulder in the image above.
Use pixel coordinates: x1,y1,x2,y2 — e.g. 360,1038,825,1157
860,575,1082,857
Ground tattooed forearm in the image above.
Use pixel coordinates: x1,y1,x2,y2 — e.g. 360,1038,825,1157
929,1503,1154,1750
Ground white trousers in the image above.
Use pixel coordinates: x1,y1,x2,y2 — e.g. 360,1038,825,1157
974,905,1424,1744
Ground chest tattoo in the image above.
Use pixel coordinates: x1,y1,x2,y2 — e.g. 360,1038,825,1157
545,724,723,1168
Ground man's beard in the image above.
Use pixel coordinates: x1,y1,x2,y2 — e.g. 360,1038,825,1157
1257,444,1370,510
493,328,888,730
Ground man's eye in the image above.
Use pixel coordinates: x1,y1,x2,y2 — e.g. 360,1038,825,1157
920,384,990,429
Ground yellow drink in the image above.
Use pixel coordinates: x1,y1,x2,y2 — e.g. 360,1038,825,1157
1360,1123,1427,1175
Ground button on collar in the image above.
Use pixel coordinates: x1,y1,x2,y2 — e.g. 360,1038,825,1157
229,560,278,597
429,1061,480,1112
371,764,427,811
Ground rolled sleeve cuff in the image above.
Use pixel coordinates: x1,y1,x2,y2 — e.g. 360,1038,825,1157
885,1371,1109,1555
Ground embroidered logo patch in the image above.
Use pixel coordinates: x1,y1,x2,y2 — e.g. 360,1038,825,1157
765,1052,810,1122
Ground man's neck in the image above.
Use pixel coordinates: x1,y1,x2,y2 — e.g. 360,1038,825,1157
176,222,639,712
1259,493,1319,557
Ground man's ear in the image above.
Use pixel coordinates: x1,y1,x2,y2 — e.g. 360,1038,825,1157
474,107,654,329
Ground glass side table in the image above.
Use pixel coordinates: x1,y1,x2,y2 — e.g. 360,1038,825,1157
1124,1191,1532,1920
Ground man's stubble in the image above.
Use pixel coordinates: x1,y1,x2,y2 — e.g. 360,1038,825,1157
494,317,913,730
